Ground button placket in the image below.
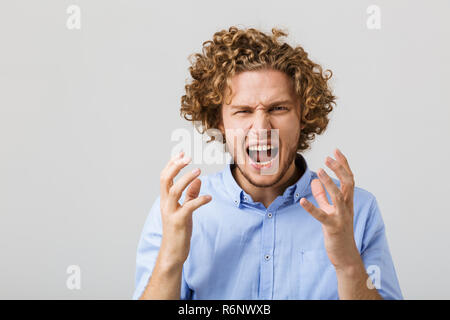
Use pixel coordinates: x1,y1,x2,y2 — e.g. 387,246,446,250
259,208,275,299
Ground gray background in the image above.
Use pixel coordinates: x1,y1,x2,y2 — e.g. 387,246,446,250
1,0,449,299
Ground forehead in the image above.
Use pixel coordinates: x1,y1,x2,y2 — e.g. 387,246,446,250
224,69,297,106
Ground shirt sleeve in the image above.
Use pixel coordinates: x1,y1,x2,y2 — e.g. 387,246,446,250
360,195,404,300
132,196,193,300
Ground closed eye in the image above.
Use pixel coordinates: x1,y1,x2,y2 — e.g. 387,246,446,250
233,106,288,115
270,106,288,112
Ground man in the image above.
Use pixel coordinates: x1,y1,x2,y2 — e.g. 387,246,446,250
133,26,403,299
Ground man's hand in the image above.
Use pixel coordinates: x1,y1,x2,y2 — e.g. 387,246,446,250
299,148,360,270
139,151,212,299
299,148,382,299
158,150,212,268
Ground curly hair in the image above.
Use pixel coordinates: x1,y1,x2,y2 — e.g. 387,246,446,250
180,26,336,152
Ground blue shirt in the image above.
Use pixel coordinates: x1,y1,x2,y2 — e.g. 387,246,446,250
133,153,403,299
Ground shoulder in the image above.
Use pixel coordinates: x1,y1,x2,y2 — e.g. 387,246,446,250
327,175,380,226
178,167,229,203
353,185,377,213
197,169,224,191
325,175,377,212
345,183,386,249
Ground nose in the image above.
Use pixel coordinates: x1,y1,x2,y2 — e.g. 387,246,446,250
249,106,272,139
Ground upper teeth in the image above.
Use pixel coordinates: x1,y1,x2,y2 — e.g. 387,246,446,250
248,145,274,151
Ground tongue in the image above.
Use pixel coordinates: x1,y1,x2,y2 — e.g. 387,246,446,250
256,149,272,162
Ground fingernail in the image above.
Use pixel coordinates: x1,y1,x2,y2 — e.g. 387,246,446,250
191,168,200,175
182,156,191,164
205,195,212,201
300,198,308,206
319,168,326,177
177,151,184,158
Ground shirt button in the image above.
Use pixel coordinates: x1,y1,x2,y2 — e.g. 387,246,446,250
264,254,271,261
295,193,300,198
234,199,238,205
244,196,248,201
267,212,273,218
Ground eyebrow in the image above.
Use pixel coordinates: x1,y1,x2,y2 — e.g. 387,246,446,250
229,99,294,109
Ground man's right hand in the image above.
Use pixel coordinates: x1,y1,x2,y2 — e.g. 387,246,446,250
158,151,212,268
139,151,212,300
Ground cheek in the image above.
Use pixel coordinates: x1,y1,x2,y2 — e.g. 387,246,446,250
223,116,252,130
223,130,246,156
222,117,252,144
276,118,301,148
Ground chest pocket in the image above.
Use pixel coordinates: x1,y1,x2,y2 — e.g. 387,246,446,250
299,249,338,299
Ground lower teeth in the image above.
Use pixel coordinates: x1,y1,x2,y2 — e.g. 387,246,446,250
256,159,271,165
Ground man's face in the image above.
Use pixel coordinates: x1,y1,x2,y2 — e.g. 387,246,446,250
219,68,303,188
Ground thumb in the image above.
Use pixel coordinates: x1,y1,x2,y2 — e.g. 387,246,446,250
300,197,328,224
183,178,201,204
182,194,212,214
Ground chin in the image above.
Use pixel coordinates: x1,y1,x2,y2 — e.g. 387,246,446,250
246,172,282,187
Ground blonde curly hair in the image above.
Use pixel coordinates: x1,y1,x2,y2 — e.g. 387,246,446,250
180,26,336,151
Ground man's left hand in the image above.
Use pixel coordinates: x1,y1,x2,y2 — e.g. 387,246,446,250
300,148,362,271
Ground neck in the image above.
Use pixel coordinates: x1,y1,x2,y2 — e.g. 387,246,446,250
232,155,304,208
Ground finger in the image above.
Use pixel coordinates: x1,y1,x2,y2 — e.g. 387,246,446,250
325,155,355,202
182,194,212,215
160,151,184,199
300,197,329,224
183,178,202,204
317,168,346,210
167,168,202,212
334,148,355,205
160,152,191,202
335,148,353,176
311,178,333,211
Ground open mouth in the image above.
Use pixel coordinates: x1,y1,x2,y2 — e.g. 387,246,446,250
246,144,279,168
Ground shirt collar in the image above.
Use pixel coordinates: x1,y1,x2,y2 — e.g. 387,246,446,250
222,153,315,207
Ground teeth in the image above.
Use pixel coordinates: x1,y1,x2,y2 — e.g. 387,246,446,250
257,159,272,165
248,145,274,151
